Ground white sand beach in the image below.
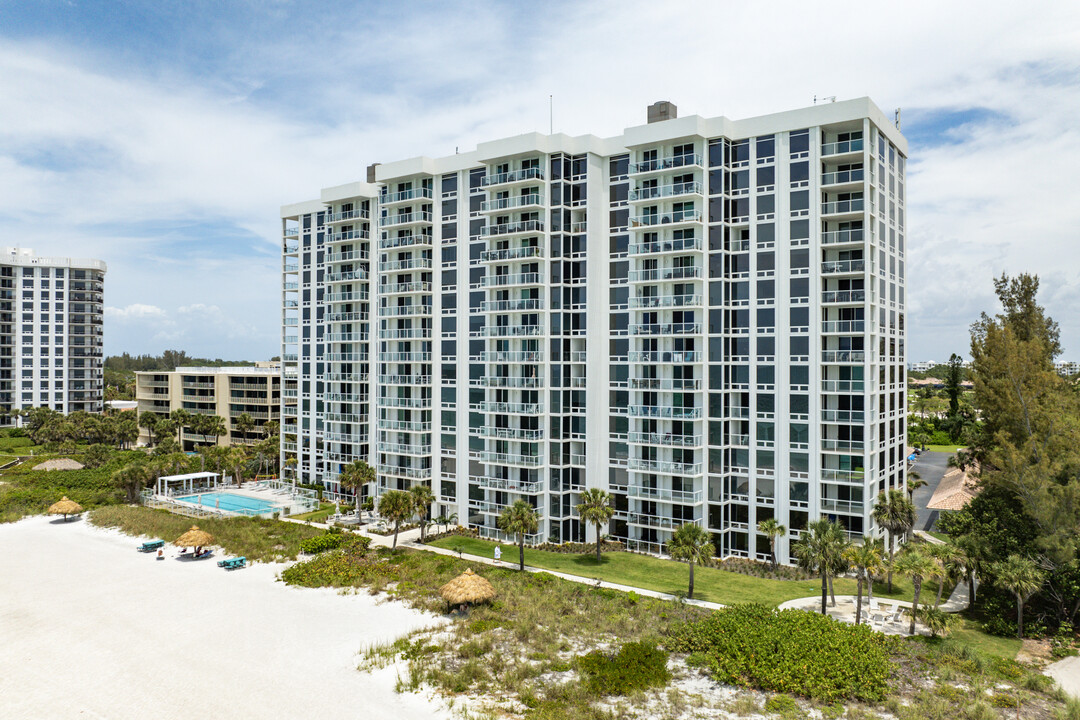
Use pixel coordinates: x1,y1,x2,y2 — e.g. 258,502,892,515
0,515,451,720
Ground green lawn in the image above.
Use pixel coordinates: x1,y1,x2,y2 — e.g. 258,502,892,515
429,536,942,607
923,444,965,453
951,618,1022,660
291,502,337,523
926,531,950,543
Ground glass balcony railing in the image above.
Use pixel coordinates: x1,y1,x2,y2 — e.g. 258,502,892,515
821,320,865,333
628,181,703,202
326,209,369,223
474,401,544,414
481,219,544,237
820,468,865,482
379,211,432,227
328,230,370,243
627,485,702,503
480,272,544,288
477,451,543,467
628,351,702,363
378,351,432,362
821,380,865,392
479,298,544,313
481,167,544,186
822,438,865,452
284,227,299,237
480,194,544,212
379,258,433,272
478,350,544,363
378,465,432,480
628,153,704,175
821,228,864,245
378,328,431,340
629,322,701,336
627,432,701,447
479,246,544,262
326,270,368,283
378,304,431,318
381,281,431,294
377,442,431,455
821,198,865,215
378,419,432,432
380,233,432,250
325,311,368,322
628,236,703,255
821,290,865,304
628,209,702,228
377,396,431,409
378,375,431,386
472,475,544,493
822,168,865,185
477,426,545,441
325,291,369,303
381,187,433,204
821,409,865,423
628,378,700,390
821,350,865,362
627,406,702,419
475,375,543,388
628,294,702,309
819,498,864,513
821,259,865,274
627,266,700,282
822,138,864,156
480,325,543,338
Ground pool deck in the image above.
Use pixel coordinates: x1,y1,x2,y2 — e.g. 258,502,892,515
158,486,311,517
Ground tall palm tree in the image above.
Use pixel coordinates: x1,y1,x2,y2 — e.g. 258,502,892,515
378,489,414,551
893,546,941,635
927,543,967,608
842,538,884,624
233,412,255,445
991,555,1046,638
793,518,849,615
337,460,376,514
668,522,714,600
170,408,191,446
138,411,159,447
872,489,915,593
954,533,989,604
112,463,151,504
757,517,787,569
905,470,927,503
577,488,615,565
408,484,435,541
497,500,538,571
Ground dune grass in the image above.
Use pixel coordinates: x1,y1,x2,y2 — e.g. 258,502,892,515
428,536,943,607
89,505,323,562
291,502,336,523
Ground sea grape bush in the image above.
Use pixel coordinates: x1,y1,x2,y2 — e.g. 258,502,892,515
665,604,891,702
576,641,671,696
299,531,369,554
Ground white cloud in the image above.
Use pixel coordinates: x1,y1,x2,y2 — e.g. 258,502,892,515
1,0,1079,360
105,304,168,321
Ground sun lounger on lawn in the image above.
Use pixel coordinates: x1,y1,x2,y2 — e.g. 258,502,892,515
138,540,164,553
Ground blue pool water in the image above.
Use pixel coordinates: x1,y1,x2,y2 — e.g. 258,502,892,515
176,492,281,515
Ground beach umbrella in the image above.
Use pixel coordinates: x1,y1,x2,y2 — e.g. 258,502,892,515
175,525,214,554
47,496,83,522
439,568,495,610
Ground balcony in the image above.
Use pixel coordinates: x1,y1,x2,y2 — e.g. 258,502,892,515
821,320,865,333
378,304,432,317
821,380,865,393
629,322,700,336
476,451,543,467
628,351,702,363
628,209,703,228
629,378,700,390
327,230,370,243
324,352,366,362
822,438,865,452
627,484,703,503
378,419,431,432
378,351,432,362
821,198,865,216
821,259,865,275
821,468,865,482
479,298,544,313
628,181,703,203
821,350,865,363
324,290,369,303
479,246,544,262
378,396,431,409
479,325,543,338
381,187,433,205
821,138,864,156
324,392,366,403
819,498,865,514
822,168,865,186
628,153,704,175
626,513,680,530
324,412,363,423
821,409,865,422
471,500,545,516
627,266,700,283
380,211,433,228
472,475,544,494
481,167,544,187
378,374,431,385
474,375,543,388
628,458,702,475
378,328,431,340
379,258,432,272
481,219,544,238
380,233,433,250
628,293,702,309
628,406,702,419
284,227,299,237
478,351,544,363
326,270,368,283
628,236,703,255
474,401,543,414
480,272,544,288
326,209,369,224
326,311,367,322
476,426,545,441
379,465,432,480
377,442,431,456
821,228,864,246
821,290,865,304
627,432,701,447
480,194,544,212
381,281,432,295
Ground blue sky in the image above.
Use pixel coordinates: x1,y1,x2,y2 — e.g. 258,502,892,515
0,0,1078,361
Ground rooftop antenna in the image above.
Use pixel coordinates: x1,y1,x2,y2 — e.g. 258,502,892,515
814,95,836,105
894,107,902,130
549,94,553,135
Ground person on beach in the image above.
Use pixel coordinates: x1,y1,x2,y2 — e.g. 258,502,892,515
493,545,501,564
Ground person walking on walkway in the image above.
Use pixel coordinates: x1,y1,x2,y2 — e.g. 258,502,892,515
493,545,502,564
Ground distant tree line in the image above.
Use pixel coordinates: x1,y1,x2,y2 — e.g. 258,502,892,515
105,350,254,373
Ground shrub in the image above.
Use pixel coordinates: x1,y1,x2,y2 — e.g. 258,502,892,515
666,604,891,702
299,531,369,554
763,694,801,717
576,641,671,696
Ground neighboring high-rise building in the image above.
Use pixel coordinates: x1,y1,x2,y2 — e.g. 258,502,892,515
281,97,908,562
0,248,106,420
907,361,937,373
134,364,281,448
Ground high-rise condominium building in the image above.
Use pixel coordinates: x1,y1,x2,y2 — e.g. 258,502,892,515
280,97,907,562
0,248,106,420
134,363,281,448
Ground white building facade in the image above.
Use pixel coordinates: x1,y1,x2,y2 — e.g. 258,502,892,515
1,248,106,419
280,98,908,562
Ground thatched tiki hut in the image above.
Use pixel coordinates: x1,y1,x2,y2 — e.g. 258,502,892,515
439,568,495,612
175,525,215,555
47,496,83,522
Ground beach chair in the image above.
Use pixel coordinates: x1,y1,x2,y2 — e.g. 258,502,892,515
138,540,164,553
219,557,247,570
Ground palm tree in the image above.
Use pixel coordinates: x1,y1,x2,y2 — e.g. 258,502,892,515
233,413,255,446
203,415,227,447
112,463,150,504
954,533,989,604
337,460,375,515
793,518,848,615
905,470,926,503
170,408,191,446
408,484,435,541
668,522,714,600
757,517,787,570
991,554,1046,638
927,543,967,608
843,538,884,624
378,489,414,551
577,488,615,565
497,500,538,571
872,489,915,593
138,411,159,447
893,546,941,635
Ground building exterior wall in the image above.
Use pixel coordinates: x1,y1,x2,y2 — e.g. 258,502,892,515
134,365,281,448
0,248,106,420
281,97,908,561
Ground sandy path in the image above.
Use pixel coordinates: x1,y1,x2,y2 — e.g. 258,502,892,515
0,515,451,720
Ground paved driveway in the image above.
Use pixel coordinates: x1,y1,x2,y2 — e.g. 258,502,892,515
908,450,951,532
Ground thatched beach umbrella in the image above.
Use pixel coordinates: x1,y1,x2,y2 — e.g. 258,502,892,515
439,568,495,611
47,496,83,522
175,525,214,555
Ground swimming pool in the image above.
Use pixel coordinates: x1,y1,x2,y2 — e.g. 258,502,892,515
176,492,282,515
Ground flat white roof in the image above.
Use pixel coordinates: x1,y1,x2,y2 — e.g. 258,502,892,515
159,472,220,481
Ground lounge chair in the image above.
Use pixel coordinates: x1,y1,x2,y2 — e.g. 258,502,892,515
138,540,164,553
